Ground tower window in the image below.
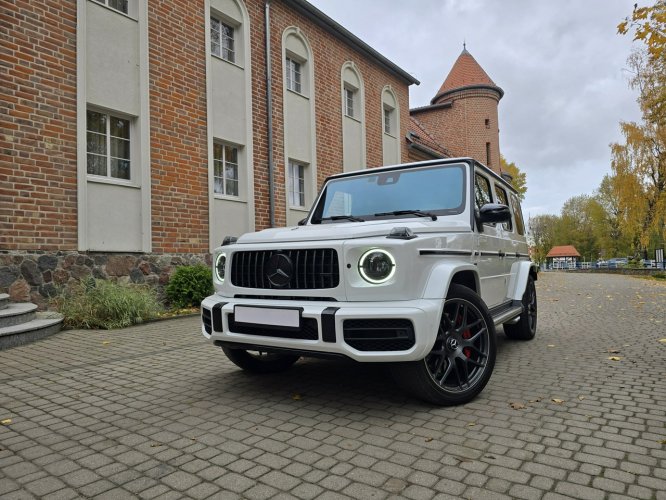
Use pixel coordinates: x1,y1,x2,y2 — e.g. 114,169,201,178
485,118,490,129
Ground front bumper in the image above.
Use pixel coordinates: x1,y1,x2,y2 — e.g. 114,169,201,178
200,295,443,362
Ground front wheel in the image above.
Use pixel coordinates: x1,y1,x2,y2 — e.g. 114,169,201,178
503,275,537,340
391,284,497,405
221,347,300,373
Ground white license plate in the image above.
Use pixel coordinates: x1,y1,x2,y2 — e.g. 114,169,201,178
234,306,300,328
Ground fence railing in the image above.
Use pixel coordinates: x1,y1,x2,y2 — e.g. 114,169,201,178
543,261,665,271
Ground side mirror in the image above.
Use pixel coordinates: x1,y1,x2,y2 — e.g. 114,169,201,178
478,203,511,224
297,218,307,226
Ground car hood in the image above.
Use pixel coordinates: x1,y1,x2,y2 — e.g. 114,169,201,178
234,219,471,244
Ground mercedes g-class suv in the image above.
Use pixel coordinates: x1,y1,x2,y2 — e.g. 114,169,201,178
201,158,538,405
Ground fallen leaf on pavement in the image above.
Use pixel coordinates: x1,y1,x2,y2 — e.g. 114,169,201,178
102,341,110,346
1,419,11,425
529,398,542,403
547,344,556,348
291,393,302,400
551,398,565,404
578,395,585,400
608,356,622,361
467,422,476,427
510,402,526,410
425,437,433,442
659,339,666,344
607,349,620,353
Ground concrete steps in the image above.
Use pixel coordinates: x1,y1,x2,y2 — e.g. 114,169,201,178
0,293,64,350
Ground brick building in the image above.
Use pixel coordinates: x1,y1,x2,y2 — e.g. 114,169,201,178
1,0,503,306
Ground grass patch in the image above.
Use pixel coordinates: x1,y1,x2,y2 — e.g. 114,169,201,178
54,278,162,329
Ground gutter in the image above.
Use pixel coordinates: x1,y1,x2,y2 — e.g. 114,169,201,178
265,0,275,227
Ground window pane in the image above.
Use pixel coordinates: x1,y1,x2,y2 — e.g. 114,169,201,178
221,22,235,63
475,173,492,210
213,143,223,160
226,180,239,197
110,158,130,180
384,108,391,134
225,145,237,164
87,131,106,155
87,154,106,176
110,117,129,139
108,0,128,14
214,177,224,194
211,18,220,56
87,110,106,133
225,163,238,182
110,137,130,159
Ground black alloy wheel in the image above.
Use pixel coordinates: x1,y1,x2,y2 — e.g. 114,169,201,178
503,275,537,340
391,284,496,405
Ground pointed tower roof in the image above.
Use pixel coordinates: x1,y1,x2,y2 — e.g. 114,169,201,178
431,46,503,104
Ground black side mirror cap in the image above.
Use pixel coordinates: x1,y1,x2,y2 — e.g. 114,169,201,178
478,203,511,224
297,218,307,226
222,236,238,246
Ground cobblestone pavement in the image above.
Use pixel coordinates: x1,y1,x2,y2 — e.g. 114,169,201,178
1,273,665,500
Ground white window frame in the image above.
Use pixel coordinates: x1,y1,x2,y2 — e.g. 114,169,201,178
211,16,235,63
86,109,132,182
288,160,306,208
286,57,302,94
213,142,240,197
345,87,356,118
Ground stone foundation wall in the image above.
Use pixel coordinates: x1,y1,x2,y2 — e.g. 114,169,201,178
0,251,211,310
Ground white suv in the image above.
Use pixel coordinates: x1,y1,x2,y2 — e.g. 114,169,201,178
201,158,538,405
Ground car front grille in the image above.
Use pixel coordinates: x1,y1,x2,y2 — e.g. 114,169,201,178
202,308,212,334
231,249,339,290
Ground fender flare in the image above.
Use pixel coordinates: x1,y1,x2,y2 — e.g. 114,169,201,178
422,261,480,299
507,261,539,301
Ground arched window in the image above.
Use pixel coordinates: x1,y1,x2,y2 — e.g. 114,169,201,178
341,62,366,171
282,27,316,226
381,85,401,165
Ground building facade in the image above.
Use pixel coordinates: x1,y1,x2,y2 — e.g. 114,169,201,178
1,0,502,307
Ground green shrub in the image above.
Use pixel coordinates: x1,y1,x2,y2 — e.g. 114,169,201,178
655,272,666,280
165,264,213,308
55,278,162,329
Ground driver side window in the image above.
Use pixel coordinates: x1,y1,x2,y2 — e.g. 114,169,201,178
474,173,493,210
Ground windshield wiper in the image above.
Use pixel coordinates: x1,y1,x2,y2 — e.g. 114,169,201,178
373,210,438,221
320,215,366,223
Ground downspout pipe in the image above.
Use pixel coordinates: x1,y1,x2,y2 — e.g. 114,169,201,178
265,0,275,228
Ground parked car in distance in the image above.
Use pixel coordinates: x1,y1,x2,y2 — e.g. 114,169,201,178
608,258,628,268
201,158,539,406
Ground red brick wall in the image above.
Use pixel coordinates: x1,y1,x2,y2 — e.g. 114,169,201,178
246,0,412,229
413,88,501,173
1,1,78,250
148,0,209,252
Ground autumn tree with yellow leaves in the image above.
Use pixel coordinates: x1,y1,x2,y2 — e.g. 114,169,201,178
613,1,666,253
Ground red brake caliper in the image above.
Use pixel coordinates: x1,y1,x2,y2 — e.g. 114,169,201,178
462,329,472,358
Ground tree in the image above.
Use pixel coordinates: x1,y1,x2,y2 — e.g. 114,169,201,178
500,155,527,200
613,3,666,253
618,1,666,60
528,214,559,265
591,175,633,257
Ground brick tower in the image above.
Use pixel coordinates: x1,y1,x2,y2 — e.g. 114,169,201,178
410,46,504,173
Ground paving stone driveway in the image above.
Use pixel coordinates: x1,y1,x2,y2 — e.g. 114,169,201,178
0,272,665,500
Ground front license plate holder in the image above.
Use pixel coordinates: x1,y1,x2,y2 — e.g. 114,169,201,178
234,305,302,330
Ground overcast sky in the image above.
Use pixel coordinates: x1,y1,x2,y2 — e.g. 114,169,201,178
309,0,644,219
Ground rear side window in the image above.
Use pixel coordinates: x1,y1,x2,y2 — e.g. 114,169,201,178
510,193,525,235
474,173,492,210
494,184,512,232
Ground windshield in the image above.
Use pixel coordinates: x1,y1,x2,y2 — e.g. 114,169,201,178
311,163,466,223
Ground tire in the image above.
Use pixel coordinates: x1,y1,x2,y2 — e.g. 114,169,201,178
221,347,300,374
391,284,497,406
503,275,537,340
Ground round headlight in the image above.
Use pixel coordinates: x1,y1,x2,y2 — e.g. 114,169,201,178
358,249,396,284
215,252,227,282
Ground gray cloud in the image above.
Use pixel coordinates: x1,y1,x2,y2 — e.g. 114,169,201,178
308,0,643,216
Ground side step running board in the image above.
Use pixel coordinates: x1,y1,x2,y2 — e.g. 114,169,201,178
492,306,523,326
